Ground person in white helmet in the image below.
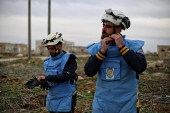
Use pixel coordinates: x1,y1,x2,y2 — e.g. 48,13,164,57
36,32,78,113
84,8,147,113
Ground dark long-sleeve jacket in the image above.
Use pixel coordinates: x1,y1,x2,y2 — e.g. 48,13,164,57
84,48,147,77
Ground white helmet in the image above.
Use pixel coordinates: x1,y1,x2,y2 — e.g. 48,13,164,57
101,8,130,30
43,32,64,47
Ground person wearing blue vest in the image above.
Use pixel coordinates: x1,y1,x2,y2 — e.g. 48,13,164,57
84,8,147,113
37,32,78,113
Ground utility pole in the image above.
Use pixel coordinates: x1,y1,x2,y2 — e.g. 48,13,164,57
48,0,51,35
28,0,31,60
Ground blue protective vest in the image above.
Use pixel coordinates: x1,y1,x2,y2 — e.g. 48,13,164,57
44,52,77,112
87,36,144,113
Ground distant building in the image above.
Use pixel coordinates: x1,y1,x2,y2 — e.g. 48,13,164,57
0,40,88,56
72,46,88,55
0,43,27,55
35,40,48,56
157,45,170,59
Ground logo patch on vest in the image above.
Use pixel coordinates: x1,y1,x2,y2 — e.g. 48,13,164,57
106,68,114,79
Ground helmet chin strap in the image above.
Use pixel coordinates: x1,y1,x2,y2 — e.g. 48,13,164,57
105,26,117,44
53,45,60,54
55,50,59,53
113,26,117,34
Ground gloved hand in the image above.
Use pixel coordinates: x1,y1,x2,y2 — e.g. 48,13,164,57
40,79,49,90
24,76,40,89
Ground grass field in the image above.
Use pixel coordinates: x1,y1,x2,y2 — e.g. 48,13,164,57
0,55,170,113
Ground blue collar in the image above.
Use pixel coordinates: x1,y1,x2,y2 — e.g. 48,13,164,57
51,52,65,60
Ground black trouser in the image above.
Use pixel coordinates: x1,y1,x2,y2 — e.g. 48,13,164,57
50,94,77,113
137,108,140,113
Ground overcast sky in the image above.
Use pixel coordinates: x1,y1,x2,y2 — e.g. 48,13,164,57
0,0,170,53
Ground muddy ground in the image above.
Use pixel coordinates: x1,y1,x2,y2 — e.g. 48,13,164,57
0,56,170,113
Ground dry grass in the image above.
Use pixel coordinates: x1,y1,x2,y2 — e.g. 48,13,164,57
0,56,170,113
